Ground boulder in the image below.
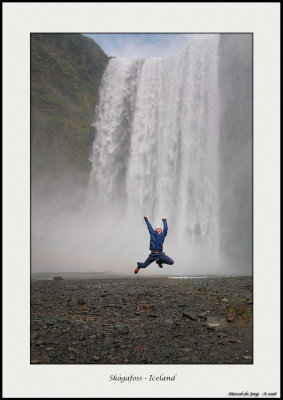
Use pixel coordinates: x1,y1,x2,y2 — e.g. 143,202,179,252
45,347,55,352
182,311,197,321
77,305,89,312
197,312,208,320
177,356,191,362
181,348,192,353
226,311,236,322
114,325,129,334
207,323,221,330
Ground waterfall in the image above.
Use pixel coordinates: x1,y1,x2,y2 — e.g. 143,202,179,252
31,34,252,275
89,36,221,269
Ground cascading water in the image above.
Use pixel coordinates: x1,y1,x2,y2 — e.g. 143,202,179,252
88,36,221,271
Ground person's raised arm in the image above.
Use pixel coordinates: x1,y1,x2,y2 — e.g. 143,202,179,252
162,216,168,236
144,216,154,235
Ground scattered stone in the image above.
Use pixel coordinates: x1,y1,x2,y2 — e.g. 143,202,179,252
221,298,229,303
114,325,129,334
226,312,236,322
182,312,197,321
77,298,87,305
78,305,89,312
226,339,242,344
53,276,63,281
207,323,221,331
229,304,248,316
35,340,45,346
177,356,192,362
243,355,252,360
141,303,153,310
181,348,192,353
217,332,228,338
197,312,208,320
31,276,253,364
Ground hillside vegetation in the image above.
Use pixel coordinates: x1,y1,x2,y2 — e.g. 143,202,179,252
31,33,109,187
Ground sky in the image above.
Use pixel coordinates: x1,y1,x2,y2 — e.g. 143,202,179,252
83,33,215,59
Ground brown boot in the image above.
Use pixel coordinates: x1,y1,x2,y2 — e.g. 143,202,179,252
156,260,163,268
134,267,139,274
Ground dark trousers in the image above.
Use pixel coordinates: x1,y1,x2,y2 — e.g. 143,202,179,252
138,252,174,269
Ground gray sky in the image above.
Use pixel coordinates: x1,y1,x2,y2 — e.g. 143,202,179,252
83,33,215,59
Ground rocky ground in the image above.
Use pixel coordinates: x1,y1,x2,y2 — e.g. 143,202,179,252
30,276,253,364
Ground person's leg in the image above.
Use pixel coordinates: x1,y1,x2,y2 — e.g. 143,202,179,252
138,253,156,269
158,253,174,266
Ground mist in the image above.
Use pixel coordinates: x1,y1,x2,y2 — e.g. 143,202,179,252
32,34,252,277
32,188,230,276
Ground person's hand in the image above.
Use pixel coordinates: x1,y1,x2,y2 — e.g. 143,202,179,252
144,216,147,219
162,216,167,219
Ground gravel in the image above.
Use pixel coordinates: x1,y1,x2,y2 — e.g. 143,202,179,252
30,276,253,364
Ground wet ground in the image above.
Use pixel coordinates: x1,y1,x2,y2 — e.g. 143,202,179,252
30,276,253,364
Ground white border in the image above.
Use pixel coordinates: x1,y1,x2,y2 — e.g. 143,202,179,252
3,2,280,398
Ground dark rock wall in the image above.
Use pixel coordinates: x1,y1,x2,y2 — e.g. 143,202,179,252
31,33,109,191
218,34,253,272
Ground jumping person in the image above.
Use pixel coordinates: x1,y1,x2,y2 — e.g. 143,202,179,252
134,216,174,274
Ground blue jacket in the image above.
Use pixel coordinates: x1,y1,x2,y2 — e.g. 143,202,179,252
144,217,168,252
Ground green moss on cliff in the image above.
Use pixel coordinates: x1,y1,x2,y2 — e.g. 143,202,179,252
31,33,109,184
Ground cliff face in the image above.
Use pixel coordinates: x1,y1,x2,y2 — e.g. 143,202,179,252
31,33,109,187
218,34,253,271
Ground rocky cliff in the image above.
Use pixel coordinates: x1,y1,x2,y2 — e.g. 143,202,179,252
31,33,109,188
